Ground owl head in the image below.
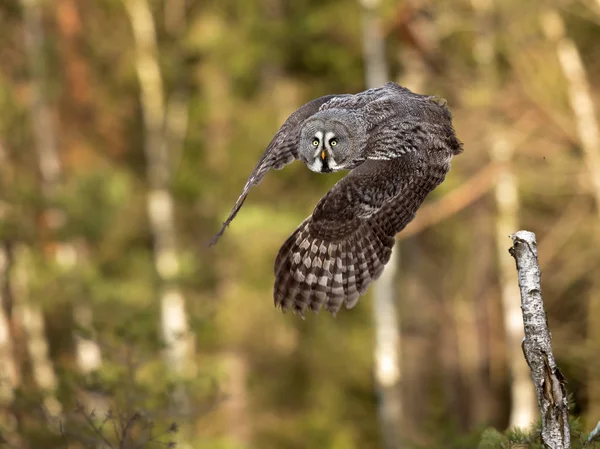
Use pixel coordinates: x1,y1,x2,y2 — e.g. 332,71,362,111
298,110,367,173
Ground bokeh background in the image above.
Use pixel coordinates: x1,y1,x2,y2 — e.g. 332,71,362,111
1,0,600,447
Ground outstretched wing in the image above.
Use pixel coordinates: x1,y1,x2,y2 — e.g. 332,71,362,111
209,94,339,246
273,154,452,317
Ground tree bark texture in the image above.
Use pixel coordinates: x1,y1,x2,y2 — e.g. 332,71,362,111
509,231,570,449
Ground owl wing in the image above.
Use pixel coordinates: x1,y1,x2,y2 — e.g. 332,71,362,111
209,94,340,245
318,82,402,113
273,154,452,317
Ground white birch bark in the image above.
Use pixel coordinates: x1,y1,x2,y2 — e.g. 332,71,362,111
22,0,104,411
509,231,570,449
124,0,195,381
471,0,536,428
540,9,600,425
359,1,402,446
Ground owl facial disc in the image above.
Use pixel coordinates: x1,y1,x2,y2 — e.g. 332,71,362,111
308,131,338,173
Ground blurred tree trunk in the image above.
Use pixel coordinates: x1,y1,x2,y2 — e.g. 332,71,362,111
11,246,62,416
393,1,441,91
0,242,19,437
20,0,63,409
222,351,250,445
359,1,402,447
397,239,435,445
467,200,500,426
203,59,232,171
124,0,196,407
55,0,95,168
541,9,600,426
491,135,537,428
398,0,486,435
164,0,191,174
193,0,253,444
22,0,105,413
394,4,434,443
55,0,93,121
471,0,537,429
0,142,18,409
0,141,27,448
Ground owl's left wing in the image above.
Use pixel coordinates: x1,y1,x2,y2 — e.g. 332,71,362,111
273,154,451,316
210,94,339,245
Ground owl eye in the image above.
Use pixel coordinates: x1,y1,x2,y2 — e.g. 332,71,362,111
312,139,319,146
330,138,338,146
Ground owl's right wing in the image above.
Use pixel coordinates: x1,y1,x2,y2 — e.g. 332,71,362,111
273,154,452,316
210,94,339,246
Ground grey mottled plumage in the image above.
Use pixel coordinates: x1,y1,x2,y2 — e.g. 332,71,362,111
210,82,462,316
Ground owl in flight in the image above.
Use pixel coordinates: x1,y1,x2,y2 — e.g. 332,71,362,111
211,82,462,316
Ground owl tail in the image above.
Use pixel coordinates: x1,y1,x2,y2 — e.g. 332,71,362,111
273,218,394,317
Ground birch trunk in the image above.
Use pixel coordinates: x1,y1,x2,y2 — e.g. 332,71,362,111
359,1,402,447
509,231,570,449
124,0,195,385
21,0,104,412
471,0,536,428
541,9,600,425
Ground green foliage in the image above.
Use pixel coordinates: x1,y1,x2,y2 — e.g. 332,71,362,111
2,0,600,447
476,417,600,449
478,428,507,449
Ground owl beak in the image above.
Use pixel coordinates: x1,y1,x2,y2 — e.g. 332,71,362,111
320,150,327,161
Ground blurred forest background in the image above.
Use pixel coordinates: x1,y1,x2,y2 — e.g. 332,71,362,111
1,0,600,448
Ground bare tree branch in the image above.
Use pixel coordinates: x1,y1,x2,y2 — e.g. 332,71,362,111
509,230,570,449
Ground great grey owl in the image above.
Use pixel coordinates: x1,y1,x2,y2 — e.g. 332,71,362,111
210,82,462,316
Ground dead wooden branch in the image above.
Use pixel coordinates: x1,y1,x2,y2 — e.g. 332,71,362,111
509,230,570,449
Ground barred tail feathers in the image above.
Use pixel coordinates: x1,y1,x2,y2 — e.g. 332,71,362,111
274,220,395,317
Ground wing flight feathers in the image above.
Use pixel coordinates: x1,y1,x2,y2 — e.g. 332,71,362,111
209,95,338,245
